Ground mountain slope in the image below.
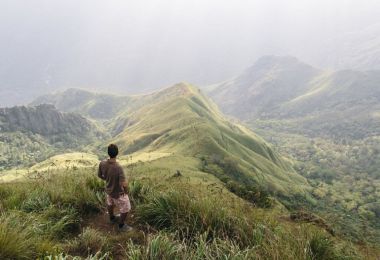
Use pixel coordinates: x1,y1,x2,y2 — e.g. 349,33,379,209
111,83,309,195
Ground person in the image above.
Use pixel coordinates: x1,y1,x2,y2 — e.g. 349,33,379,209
98,144,132,231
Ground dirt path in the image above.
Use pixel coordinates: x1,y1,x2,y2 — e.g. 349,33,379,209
83,210,146,259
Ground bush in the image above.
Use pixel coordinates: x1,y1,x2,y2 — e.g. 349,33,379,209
21,189,52,212
128,180,151,205
42,206,81,239
308,233,337,260
226,180,273,208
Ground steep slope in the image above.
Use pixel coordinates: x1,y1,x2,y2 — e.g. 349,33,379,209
106,83,310,197
0,104,104,170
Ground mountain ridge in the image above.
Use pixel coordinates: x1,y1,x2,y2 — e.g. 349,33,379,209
29,82,310,198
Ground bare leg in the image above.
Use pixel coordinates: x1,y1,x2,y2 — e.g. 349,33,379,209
119,212,128,227
108,204,115,220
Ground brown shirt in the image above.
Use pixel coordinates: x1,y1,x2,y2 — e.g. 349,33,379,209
98,159,126,199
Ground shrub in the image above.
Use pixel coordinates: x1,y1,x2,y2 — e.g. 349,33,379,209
226,180,273,208
86,175,105,193
21,189,52,212
128,180,151,205
125,232,182,260
308,233,336,260
42,206,81,239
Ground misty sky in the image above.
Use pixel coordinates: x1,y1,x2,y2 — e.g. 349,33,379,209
1,0,380,105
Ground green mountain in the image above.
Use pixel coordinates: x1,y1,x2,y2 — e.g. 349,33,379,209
0,104,104,170
31,83,309,198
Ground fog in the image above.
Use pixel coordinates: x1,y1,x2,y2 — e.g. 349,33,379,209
1,0,380,105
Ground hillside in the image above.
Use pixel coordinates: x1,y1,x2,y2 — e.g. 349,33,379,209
111,83,310,197
0,104,104,170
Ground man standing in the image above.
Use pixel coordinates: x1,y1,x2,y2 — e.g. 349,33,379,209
98,144,132,231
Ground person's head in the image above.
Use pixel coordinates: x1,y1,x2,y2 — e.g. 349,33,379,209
108,144,119,158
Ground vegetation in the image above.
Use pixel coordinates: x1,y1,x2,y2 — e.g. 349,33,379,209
1,163,373,259
250,123,380,243
0,105,104,170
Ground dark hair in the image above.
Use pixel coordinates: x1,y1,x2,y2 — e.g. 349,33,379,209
108,144,119,158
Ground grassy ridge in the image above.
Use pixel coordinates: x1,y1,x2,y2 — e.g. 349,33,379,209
109,83,309,198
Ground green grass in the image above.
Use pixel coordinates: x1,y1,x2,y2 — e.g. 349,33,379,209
0,161,373,259
0,215,41,259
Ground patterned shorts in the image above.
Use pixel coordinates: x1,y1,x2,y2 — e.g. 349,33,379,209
106,194,131,213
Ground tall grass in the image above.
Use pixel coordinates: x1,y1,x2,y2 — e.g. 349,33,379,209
135,190,256,246
0,170,367,259
0,170,103,258
65,228,109,257
133,187,361,260
0,214,40,259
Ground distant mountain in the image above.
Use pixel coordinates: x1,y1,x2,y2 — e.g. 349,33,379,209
208,56,320,119
31,89,132,120
0,104,104,170
311,23,380,71
207,56,380,139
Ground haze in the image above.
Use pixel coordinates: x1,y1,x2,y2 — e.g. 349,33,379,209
1,0,380,106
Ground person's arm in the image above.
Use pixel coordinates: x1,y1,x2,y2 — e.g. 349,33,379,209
98,163,106,180
119,168,128,193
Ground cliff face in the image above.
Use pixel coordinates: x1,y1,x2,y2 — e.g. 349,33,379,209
0,104,106,170
0,104,97,137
